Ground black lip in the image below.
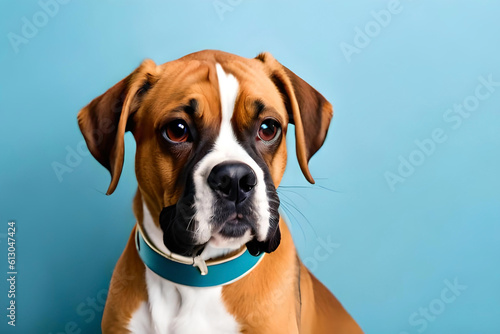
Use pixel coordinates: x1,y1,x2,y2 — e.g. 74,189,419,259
160,204,204,256
217,219,252,238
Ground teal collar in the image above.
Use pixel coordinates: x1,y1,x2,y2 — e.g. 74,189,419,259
135,224,264,287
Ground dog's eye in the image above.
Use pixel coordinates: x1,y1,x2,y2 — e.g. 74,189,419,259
257,119,281,144
162,120,190,143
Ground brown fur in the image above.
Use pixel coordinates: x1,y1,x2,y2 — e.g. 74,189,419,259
78,50,362,333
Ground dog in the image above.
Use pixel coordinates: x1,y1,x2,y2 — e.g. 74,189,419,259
78,50,362,334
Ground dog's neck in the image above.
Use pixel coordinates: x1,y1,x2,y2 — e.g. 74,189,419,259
141,200,239,262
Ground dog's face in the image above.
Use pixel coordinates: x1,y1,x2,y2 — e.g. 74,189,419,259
78,50,332,257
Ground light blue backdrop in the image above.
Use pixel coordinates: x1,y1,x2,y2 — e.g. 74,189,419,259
1,1,499,333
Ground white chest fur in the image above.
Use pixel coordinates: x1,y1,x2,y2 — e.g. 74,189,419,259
127,268,240,334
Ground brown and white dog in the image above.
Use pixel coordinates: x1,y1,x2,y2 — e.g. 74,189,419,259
78,50,362,334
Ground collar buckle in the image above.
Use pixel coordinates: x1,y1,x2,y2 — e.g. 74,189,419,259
193,256,208,276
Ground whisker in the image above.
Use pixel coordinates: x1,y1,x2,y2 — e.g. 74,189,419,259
91,187,107,195
279,194,318,240
279,201,306,242
186,215,196,231
278,185,315,189
278,183,343,194
316,185,342,193
277,188,309,204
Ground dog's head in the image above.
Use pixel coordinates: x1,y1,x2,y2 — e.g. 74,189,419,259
78,50,332,257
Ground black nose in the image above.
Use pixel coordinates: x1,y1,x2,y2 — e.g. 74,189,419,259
207,162,257,204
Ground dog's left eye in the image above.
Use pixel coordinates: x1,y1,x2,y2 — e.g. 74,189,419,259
162,120,191,143
257,119,281,144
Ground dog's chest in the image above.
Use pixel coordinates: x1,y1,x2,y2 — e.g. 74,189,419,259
128,268,240,334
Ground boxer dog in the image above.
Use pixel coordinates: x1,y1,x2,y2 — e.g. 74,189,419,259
78,50,362,333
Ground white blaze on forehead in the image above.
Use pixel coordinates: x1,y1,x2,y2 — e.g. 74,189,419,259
216,63,239,132
191,64,271,247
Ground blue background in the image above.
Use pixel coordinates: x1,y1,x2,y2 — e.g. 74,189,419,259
1,1,499,333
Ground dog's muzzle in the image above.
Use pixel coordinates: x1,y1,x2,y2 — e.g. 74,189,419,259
160,154,281,258
207,161,257,238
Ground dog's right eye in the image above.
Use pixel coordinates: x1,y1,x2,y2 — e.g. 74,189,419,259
162,120,191,143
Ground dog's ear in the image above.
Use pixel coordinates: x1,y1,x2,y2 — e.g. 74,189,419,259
77,59,159,195
255,52,333,184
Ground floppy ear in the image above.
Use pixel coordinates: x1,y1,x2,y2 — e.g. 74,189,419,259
255,52,333,184
77,59,159,195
